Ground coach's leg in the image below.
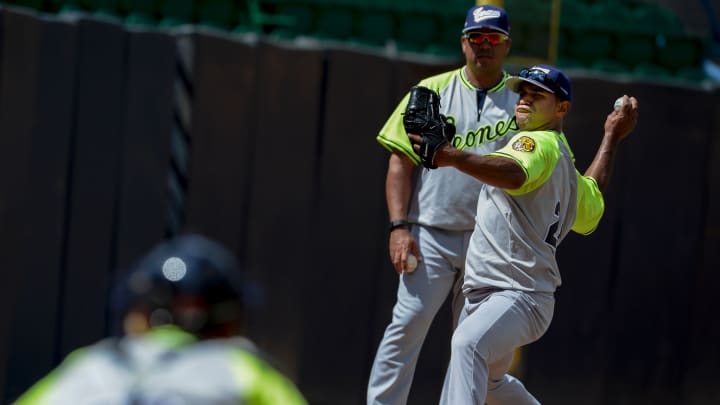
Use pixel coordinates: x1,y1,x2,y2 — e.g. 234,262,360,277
368,227,463,405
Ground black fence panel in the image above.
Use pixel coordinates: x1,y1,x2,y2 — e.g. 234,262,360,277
241,40,324,385
112,27,176,272
57,15,127,357
682,88,720,405
181,31,259,255
0,8,77,401
296,48,394,405
0,8,41,401
602,83,712,405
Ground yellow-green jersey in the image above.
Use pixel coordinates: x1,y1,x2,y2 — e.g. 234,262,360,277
14,326,308,405
377,67,519,231
464,130,604,293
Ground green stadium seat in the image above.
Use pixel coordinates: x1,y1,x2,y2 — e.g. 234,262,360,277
630,4,684,36
556,55,586,70
81,0,122,17
590,58,629,74
612,33,656,68
656,35,705,72
395,12,438,53
269,4,315,39
558,0,600,61
243,0,295,33
585,1,631,32
197,0,238,30
232,8,254,34
42,0,67,13
558,0,590,31
505,27,545,61
57,0,84,14
385,0,422,13
561,2,630,51
350,7,393,47
506,0,550,26
507,24,530,56
124,0,161,26
675,66,707,82
632,62,672,80
159,0,196,27
425,11,463,57
556,28,571,60
8,0,44,11
566,31,614,66
314,6,353,40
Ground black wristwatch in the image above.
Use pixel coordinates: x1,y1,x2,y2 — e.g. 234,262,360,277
388,219,410,231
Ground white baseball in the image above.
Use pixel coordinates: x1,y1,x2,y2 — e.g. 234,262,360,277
614,97,625,111
406,254,418,273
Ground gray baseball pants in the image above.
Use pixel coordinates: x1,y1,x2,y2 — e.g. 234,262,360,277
440,288,555,405
367,225,470,405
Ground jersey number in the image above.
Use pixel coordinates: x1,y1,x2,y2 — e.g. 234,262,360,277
544,202,561,248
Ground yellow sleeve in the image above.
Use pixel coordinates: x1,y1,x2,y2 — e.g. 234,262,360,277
572,172,605,235
12,348,89,405
376,92,422,165
12,373,56,405
232,350,308,405
487,132,560,195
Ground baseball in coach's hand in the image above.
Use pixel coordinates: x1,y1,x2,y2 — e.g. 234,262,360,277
614,96,625,111
406,254,418,273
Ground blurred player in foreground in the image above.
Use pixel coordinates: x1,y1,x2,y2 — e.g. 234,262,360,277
14,233,307,405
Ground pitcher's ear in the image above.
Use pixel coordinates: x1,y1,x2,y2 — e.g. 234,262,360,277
558,100,570,114
557,100,571,116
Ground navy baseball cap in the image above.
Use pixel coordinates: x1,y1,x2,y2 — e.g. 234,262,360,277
506,64,573,101
462,5,510,35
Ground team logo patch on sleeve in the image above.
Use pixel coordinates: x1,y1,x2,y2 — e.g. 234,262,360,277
512,136,536,152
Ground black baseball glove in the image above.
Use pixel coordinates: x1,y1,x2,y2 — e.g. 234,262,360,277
402,86,456,169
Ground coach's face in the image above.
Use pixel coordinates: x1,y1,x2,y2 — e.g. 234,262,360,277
462,28,511,76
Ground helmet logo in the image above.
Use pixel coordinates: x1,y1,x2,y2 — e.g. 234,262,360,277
162,257,187,281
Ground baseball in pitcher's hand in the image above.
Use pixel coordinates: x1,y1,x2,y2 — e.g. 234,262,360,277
605,95,638,143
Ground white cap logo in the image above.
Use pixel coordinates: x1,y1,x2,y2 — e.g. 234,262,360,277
473,7,501,23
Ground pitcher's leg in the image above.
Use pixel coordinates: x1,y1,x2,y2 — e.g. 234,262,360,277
449,269,465,330
487,373,541,405
440,290,554,405
485,351,540,405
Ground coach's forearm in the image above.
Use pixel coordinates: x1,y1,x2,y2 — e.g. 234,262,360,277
386,152,416,221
